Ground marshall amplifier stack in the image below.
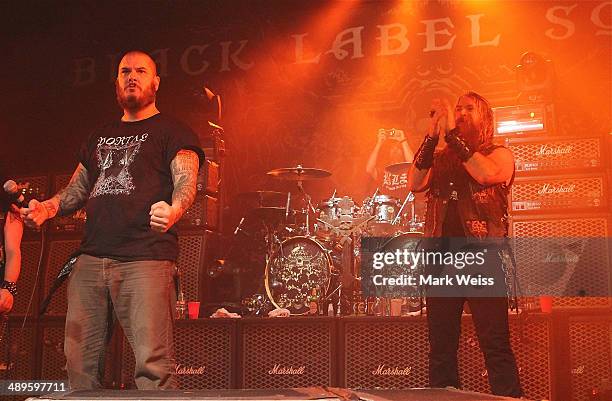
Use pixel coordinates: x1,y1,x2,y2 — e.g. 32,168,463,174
496,105,611,309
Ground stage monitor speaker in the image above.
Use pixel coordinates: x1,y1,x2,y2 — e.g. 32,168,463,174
510,214,612,309
458,314,551,401
340,316,429,389
239,317,336,389
12,240,43,316
120,319,237,389
568,315,612,401
42,238,81,316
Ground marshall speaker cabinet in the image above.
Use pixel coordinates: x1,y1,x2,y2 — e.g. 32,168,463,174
238,317,336,389
120,319,237,389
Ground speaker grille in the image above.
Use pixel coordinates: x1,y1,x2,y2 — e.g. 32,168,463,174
43,239,81,316
0,319,37,381
458,315,551,400
241,318,335,388
511,175,606,213
511,215,611,308
342,317,428,389
569,318,612,401
121,320,235,389
177,234,205,303
13,240,42,316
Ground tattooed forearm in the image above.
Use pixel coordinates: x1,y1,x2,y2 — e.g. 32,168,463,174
57,163,91,216
170,150,199,218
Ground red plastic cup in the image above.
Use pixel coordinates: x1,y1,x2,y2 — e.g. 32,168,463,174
187,301,201,319
539,296,553,313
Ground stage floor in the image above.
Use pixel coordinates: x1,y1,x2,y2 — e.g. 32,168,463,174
28,387,524,401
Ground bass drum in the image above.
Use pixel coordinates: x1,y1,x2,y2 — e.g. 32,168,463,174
380,231,425,308
265,236,332,315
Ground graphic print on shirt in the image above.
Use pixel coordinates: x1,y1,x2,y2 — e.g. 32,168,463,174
90,134,148,198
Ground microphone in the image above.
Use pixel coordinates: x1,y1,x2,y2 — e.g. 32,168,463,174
3,180,26,206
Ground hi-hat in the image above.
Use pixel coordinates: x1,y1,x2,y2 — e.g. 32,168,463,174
266,165,331,180
385,161,412,173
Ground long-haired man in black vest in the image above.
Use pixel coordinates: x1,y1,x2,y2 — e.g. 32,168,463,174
407,92,522,397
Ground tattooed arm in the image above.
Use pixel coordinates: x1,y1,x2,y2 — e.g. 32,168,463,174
149,150,200,232
20,163,90,229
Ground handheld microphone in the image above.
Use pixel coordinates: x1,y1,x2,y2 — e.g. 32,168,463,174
2,180,26,206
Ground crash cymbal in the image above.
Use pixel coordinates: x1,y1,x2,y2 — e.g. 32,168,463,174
384,161,412,174
237,191,287,204
266,165,331,180
249,206,288,221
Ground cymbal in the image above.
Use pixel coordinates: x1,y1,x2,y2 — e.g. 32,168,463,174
266,165,331,180
237,191,287,204
249,206,288,221
385,161,412,173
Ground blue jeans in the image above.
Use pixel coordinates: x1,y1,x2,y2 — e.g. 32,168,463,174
64,254,177,389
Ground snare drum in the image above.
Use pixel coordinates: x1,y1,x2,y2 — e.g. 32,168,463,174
265,236,332,315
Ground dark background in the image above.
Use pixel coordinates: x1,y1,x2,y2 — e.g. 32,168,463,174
1,0,610,203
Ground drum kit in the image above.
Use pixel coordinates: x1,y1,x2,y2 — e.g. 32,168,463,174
235,164,425,316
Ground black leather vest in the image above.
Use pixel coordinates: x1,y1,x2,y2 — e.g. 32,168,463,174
424,145,513,240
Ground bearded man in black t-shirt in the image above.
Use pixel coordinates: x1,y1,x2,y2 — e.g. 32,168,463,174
21,51,204,390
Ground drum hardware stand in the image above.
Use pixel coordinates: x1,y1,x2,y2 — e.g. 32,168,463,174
392,191,415,226
296,180,316,236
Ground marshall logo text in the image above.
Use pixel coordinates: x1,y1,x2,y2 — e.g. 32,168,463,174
535,144,573,157
371,364,412,376
268,364,306,375
175,364,206,375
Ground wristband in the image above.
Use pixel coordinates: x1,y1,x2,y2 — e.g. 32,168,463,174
445,129,474,162
1,280,17,296
413,134,438,170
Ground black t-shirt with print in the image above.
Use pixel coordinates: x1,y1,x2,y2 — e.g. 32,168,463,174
78,113,205,261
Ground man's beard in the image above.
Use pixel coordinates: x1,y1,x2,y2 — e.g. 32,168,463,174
455,118,481,150
115,81,156,112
